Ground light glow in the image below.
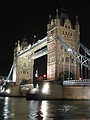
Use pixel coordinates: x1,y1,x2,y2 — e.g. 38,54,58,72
40,101,48,120
6,88,11,94
42,83,49,94
67,48,72,52
12,66,16,82
79,78,81,80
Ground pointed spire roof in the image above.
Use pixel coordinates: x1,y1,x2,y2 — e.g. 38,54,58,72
55,8,59,19
22,36,28,49
60,6,68,26
15,42,17,47
18,40,20,47
48,14,51,24
75,15,79,25
22,36,27,42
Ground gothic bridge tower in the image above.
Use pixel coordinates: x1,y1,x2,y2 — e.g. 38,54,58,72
13,36,33,85
47,8,80,80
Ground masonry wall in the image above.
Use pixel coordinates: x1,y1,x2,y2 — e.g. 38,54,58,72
50,84,63,99
38,81,90,100
4,81,90,100
5,85,20,96
63,86,90,100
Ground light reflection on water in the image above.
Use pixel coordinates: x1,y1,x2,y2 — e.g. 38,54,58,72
0,97,90,120
40,101,48,119
3,97,15,119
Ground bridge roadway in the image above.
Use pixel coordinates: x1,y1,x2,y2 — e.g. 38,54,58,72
17,36,47,58
63,79,90,86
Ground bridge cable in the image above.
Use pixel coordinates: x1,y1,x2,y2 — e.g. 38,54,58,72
57,36,90,69
79,41,90,56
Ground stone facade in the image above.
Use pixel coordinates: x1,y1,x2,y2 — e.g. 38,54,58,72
13,37,34,84
3,81,90,100
47,9,80,80
38,81,90,100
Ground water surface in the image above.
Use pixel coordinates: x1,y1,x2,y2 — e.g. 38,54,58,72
0,97,90,120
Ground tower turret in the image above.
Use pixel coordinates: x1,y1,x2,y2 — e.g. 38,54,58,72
17,40,20,52
21,36,28,50
47,14,51,30
54,9,60,26
75,15,80,32
75,15,80,42
60,7,68,26
47,7,80,80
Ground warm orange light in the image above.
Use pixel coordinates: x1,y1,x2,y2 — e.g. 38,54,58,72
79,77,81,80
43,74,46,78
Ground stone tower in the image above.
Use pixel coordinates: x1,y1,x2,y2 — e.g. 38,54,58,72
13,36,33,85
47,8,80,80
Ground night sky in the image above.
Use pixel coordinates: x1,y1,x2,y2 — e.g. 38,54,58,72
0,1,90,76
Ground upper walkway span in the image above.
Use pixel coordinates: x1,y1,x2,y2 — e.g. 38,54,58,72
17,36,47,58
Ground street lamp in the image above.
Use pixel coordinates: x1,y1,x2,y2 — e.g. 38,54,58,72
43,74,46,80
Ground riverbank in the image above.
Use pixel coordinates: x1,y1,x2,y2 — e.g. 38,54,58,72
26,80,90,100
1,80,90,100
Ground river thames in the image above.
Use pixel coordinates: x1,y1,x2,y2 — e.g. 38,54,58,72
0,97,90,120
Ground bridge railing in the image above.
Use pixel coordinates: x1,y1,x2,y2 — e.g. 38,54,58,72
63,79,90,86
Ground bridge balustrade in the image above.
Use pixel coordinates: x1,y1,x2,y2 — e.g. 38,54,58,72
63,79,90,86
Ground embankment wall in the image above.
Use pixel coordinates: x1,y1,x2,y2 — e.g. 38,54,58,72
5,81,90,100
38,81,90,100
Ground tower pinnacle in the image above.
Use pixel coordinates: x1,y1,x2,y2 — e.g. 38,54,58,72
48,14,51,24
55,8,59,19
75,15,79,25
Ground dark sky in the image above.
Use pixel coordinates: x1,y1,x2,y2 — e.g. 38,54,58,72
0,1,90,76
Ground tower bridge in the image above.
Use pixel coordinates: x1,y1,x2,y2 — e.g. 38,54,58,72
6,8,90,85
